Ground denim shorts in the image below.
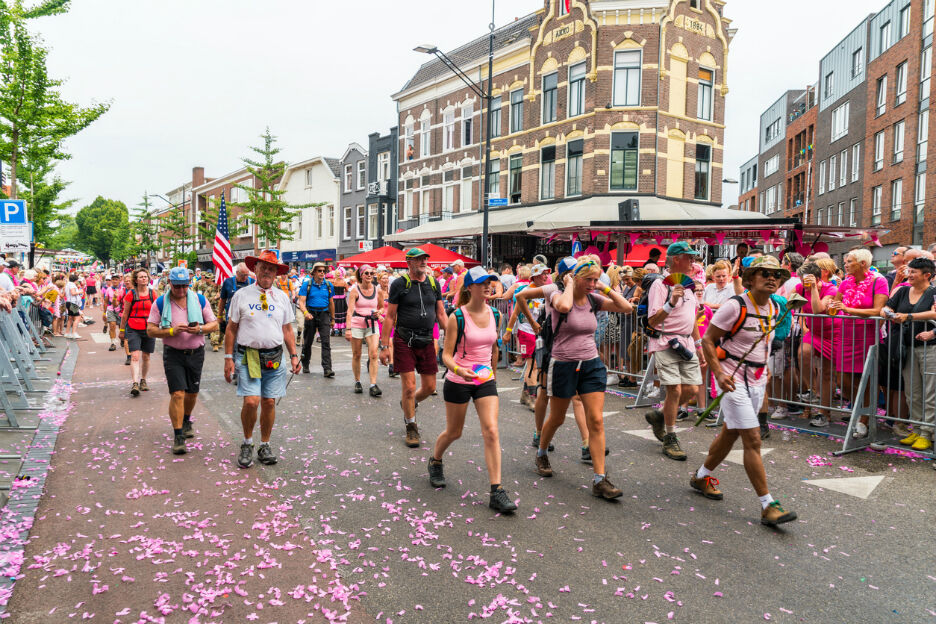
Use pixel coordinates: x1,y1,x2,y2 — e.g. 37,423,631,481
236,354,289,398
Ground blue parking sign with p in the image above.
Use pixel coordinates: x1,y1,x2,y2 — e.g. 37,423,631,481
1,200,27,224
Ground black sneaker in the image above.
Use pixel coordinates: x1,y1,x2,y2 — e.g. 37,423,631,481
760,423,771,440
532,433,554,452
130,382,140,397
237,443,254,468
489,487,518,513
302,364,310,374
428,459,446,488
171,434,187,455
108,343,117,351
257,443,277,465
323,369,336,378
388,364,398,378
125,355,131,366
354,381,363,394
182,421,195,439
581,446,610,464
676,408,691,421
369,384,382,397
645,409,665,442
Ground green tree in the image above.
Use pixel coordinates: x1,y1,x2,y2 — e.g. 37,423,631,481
0,1,110,199
231,127,315,248
130,192,160,267
74,196,128,263
17,155,74,245
44,211,75,249
156,205,186,260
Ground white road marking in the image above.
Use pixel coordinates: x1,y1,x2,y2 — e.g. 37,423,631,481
715,447,775,465
803,475,886,500
624,428,688,441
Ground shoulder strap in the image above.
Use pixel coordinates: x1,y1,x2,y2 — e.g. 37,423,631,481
155,294,165,314
586,292,601,316
454,308,466,357
723,295,748,342
198,293,207,308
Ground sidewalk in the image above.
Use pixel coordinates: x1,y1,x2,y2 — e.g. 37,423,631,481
2,326,366,623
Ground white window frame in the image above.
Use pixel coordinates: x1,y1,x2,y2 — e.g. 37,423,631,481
899,4,911,38
852,47,864,77
851,143,861,182
896,61,907,105
831,102,850,141
891,178,903,221
368,204,378,239
420,188,433,215
420,116,431,158
541,147,556,200
404,122,415,160
568,62,586,117
697,67,714,121
542,72,558,123
305,169,315,187
918,109,929,163
356,160,366,191
824,72,834,99
876,75,887,116
874,131,885,171
880,20,892,52
509,89,524,134
817,207,824,225
461,176,474,213
613,50,641,107
558,0,569,16
461,102,474,146
442,109,456,152
356,205,365,238
921,47,933,103
316,207,323,238
344,164,353,193
566,142,583,197
849,197,858,226
489,96,502,138
343,206,352,240
894,120,905,163
328,206,335,238
837,201,845,226
378,152,390,181
840,149,847,187
871,185,883,225
819,160,826,195
829,155,837,191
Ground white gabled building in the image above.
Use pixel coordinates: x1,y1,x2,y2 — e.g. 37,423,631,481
278,156,342,268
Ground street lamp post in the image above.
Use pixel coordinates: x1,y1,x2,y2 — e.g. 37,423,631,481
414,0,495,267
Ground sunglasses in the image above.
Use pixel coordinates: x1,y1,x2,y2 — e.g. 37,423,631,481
171,283,189,289
259,292,268,311
314,268,325,272
755,269,785,280
363,272,374,276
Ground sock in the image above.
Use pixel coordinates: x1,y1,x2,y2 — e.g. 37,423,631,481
593,473,605,484
581,437,589,448
758,493,775,509
404,417,416,424
537,448,548,457
696,465,712,479
183,414,191,424
490,484,501,493
429,456,442,464
370,383,377,388
758,412,768,426
665,425,676,434
244,437,253,445
259,441,269,448
533,430,541,438
173,428,183,437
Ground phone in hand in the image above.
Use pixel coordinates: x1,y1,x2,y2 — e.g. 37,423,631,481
188,321,198,327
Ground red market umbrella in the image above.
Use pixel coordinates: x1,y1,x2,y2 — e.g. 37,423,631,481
415,243,481,268
336,246,407,269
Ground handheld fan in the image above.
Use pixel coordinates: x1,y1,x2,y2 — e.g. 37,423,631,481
471,364,494,385
663,273,695,290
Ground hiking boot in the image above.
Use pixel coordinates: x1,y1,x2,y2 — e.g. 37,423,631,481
489,487,518,513
592,476,623,499
760,423,771,440
690,474,723,500
661,433,687,461
581,446,610,464
428,458,446,488
534,454,553,477
139,379,149,392
676,408,691,421
520,391,532,408
130,382,140,397
388,364,398,378
182,421,195,439
171,434,187,455
124,355,131,366
237,443,253,468
405,422,420,448
108,343,117,351
809,415,829,428
257,443,278,465
323,369,335,378
354,381,363,394
645,409,665,442
369,384,382,397
531,433,554,452
761,500,797,526
302,364,310,374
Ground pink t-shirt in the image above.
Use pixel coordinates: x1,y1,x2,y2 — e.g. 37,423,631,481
146,294,217,350
795,281,838,347
711,294,775,387
445,306,498,386
647,276,699,354
547,290,608,361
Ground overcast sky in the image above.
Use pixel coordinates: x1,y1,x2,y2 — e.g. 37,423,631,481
28,0,888,215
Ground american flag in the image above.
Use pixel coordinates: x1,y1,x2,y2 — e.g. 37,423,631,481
212,191,234,285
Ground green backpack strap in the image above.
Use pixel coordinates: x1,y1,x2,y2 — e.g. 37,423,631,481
454,308,467,357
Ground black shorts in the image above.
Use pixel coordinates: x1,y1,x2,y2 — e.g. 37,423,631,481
163,345,205,394
443,379,497,404
85,286,97,295
125,327,156,354
393,335,438,375
546,357,607,399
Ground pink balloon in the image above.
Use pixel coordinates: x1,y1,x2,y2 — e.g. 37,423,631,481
813,241,829,253
795,244,811,256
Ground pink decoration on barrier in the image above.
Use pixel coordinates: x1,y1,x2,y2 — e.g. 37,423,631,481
760,230,773,242
814,241,829,253
715,232,727,244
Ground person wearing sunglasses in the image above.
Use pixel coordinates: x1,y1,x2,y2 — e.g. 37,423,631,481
297,262,335,377
345,264,385,397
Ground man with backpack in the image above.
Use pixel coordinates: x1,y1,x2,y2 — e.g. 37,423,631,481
644,242,704,461
145,267,218,455
297,261,335,376
379,247,447,447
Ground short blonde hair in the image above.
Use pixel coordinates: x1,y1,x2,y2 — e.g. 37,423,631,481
517,264,531,280
815,257,838,276
572,254,602,279
712,260,731,275
845,247,873,268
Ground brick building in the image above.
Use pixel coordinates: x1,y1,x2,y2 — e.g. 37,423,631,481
387,0,737,263
192,167,263,267
783,86,816,222
757,90,805,218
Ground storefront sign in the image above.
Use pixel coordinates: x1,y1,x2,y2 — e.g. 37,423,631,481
280,249,337,263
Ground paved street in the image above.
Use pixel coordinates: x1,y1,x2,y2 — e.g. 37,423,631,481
4,327,936,623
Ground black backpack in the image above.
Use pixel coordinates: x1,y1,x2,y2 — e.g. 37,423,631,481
452,305,502,356
635,274,667,338
535,292,601,378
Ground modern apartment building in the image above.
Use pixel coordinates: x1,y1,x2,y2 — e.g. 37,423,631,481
337,143,369,259
738,155,757,212
783,86,816,222
757,90,805,218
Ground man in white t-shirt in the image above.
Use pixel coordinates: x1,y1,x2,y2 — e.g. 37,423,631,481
224,250,301,469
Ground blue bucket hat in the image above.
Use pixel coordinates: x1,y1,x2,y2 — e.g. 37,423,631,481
168,266,191,285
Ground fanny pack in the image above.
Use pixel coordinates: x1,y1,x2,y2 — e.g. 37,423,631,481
396,326,433,348
239,344,284,378
66,302,81,315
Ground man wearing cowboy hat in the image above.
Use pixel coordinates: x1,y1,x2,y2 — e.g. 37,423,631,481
224,250,302,468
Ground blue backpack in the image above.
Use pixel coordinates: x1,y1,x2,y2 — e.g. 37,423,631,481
155,293,207,314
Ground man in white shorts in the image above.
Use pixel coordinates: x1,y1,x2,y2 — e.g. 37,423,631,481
695,256,798,527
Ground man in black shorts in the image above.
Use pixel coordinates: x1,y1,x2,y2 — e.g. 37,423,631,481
379,248,447,447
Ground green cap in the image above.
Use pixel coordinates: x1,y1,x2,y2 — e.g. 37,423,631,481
666,241,700,257
405,247,430,258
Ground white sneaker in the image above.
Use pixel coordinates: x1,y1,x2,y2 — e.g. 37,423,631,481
769,406,789,421
810,415,829,428
797,391,815,402
645,387,662,401
852,422,868,439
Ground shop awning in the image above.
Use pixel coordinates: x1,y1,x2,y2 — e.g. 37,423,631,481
336,245,407,268
417,243,480,268
384,204,551,242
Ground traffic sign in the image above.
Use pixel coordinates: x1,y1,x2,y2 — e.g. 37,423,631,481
487,197,508,207
358,240,373,252
1,200,27,224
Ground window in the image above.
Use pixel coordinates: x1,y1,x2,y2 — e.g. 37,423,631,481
613,51,641,106
443,109,456,151
829,155,837,191
316,207,323,238
831,102,849,141
817,207,824,225
926,0,935,38
918,109,929,163
419,117,431,158
558,0,569,16
764,154,779,176
819,160,826,194
421,188,432,216
921,47,932,103
850,198,858,226
891,179,903,220
765,185,778,214
368,204,378,238
328,206,335,237
880,21,891,52
542,73,558,123
305,169,315,187
899,5,910,38
404,122,415,160
566,139,583,196
874,131,885,171
510,89,524,134
462,102,474,145
343,206,352,239
876,75,887,116
344,164,353,192
915,171,926,225
487,158,500,196
697,68,714,121
489,96,502,138
443,183,458,213
503,154,522,204
871,185,883,225
568,62,586,117
840,150,848,186
852,143,861,182
894,120,905,163
357,161,366,190
765,119,782,143
852,47,864,77
541,145,556,199
896,62,907,105
838,201,846,226
824,72,834,99
378,152,390,181
694,144,711,200
461,168,474,212
610,132,639,191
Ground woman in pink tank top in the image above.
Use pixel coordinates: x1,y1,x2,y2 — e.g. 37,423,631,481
345,265,385,397
429,267,517,514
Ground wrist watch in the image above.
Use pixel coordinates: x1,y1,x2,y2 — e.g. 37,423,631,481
378,344,388,351
908,313,915,323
